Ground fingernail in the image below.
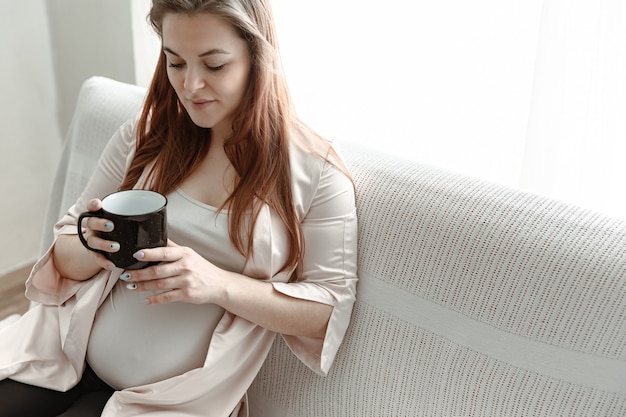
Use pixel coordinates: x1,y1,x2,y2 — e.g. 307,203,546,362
141,298,150,305
133,251,145,259
104,222,113,230
107,264,115,271
126,283,137,290
91,200,99,208
109,243,120,251
120,273,131,281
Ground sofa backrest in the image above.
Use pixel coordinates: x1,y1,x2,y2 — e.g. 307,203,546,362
248,141,626,414
48,77,626,416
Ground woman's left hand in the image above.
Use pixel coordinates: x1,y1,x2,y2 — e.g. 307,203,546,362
121,239,227,305
122,242,332,338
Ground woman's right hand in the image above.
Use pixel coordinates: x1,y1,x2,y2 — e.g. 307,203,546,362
79,198,121,271
53,199,119,280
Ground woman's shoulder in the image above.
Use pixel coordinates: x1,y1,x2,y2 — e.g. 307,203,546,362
97,114,142,176
288,121,345,168
109,113,141,148
288,121,354,218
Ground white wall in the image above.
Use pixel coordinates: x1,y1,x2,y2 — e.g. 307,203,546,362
47,0,137,133
0,1,61,274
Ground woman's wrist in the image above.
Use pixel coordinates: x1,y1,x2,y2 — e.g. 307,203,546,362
212,268,242,307
53,234,102,281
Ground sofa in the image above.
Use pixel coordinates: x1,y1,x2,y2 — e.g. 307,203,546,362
23,77,626,415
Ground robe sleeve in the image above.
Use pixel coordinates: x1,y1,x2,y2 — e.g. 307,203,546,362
25,118,138,305
272,160,358,375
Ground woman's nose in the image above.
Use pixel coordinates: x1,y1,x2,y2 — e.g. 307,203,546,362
184,68,205,92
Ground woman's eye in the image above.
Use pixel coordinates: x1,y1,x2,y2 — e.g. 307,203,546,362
168,62,184,69
207,64,225,72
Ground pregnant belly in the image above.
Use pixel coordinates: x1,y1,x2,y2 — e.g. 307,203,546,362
87,280,225,390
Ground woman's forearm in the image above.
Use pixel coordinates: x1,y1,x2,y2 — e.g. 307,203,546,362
52,234,103,281
220,271,333,338
118,244,335,339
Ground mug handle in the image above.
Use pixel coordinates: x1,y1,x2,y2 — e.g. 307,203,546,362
77,210,107,255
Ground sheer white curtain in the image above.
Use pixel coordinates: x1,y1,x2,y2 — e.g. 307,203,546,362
521,0,626,219
271,0,625,219
272,0,542,187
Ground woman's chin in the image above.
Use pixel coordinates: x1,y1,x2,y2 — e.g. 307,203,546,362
187,116,213,129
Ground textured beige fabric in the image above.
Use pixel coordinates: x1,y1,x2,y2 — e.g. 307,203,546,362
247,144,626,415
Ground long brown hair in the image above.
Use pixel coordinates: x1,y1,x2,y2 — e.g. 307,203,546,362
120,0,303,273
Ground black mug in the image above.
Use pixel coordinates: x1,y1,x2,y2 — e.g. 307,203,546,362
78,190,167,270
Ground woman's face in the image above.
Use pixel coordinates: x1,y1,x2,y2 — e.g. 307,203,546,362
162,12,251,138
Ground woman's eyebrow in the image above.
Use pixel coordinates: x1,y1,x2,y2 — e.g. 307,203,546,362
163,46,230,57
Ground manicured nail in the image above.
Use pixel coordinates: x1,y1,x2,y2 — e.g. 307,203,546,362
109,243,120,251
120,273,131,281
107,264,115,271
126,283,137,290
91,200,99,208
104,222,113,230
141,298,150,305
133,251,145,259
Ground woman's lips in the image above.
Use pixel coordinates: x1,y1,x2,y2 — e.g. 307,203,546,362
189,99,215,109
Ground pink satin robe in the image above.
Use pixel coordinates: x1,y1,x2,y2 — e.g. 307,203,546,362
0,118,358,417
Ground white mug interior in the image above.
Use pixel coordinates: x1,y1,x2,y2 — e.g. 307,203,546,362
101,190,166,216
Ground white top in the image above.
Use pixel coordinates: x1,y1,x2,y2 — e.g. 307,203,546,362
87,190,246,389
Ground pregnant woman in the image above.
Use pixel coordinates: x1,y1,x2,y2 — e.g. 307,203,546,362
0,1,358,416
